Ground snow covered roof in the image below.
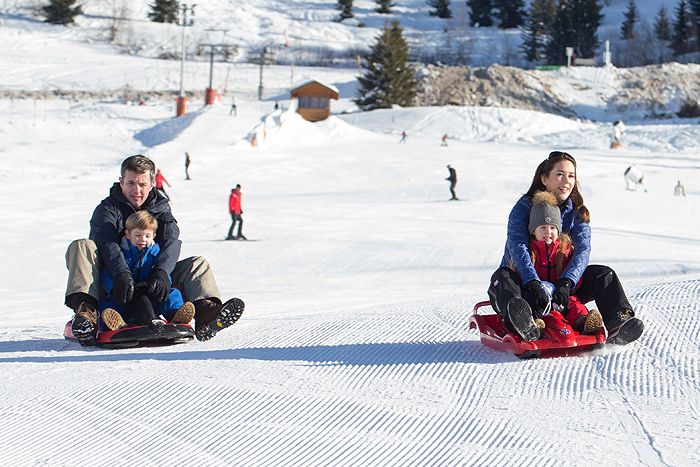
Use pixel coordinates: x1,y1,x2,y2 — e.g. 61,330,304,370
290,80,340,99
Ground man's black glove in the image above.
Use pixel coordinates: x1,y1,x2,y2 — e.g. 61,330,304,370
147,268,171,303
112,271,134,305
523,280,550,318
552,278,574,311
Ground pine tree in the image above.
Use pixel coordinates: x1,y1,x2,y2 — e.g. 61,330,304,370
376,0,394,14
570,0,603,58
521,0,556,62
468,0,493,27
689,0,700,52
620,0,638,40
494,0,525,29
672,0,691,56
148,0,179,24
654,6,671,42
337,0,354,20
428,0,452,19
546,0,575,65
43,0,82,25
355,19,417,111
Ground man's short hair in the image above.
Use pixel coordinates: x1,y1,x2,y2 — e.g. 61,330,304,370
125,210,158,232
121,155,156,182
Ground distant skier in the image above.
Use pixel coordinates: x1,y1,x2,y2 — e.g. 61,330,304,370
155,169,170,201
399,130,407,144
185,152,191,180
441,134,448,146
611,120,625,149
674,180,686,197
624,165,646,192
226,184,247,240
446,164,458,200
229,95,238,116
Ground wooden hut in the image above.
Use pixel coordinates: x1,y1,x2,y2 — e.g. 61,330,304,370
290,80,339,122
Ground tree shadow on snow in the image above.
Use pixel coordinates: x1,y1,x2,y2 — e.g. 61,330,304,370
0,339,512,365
133,111,199,148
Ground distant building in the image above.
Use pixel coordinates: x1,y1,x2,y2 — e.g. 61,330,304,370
290,80,339,122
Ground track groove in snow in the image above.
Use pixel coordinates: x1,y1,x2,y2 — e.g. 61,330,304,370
1,281,700,465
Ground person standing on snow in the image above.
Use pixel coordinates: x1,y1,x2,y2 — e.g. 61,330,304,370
487,151,644,346
226,184,246,240
446,164,458,201
611,120,625,148
184,152,191,180
64,155,244,346
155,169,171,200
674,180,686,197
229,95,238,116
399,130,407,143
441,134,448,146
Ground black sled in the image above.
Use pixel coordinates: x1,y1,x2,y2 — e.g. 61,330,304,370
64,319,195,348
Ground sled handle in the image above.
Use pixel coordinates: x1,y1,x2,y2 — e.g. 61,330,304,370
473,300,492,316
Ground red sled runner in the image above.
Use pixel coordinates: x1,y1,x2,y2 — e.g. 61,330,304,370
64,320,195,348
469,300,606,359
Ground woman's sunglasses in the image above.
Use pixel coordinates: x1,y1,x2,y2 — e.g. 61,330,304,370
548,151,576,163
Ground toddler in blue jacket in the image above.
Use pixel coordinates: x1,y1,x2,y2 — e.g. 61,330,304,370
98,211,194,331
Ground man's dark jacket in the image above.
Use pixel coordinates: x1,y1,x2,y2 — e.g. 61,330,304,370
89,183,181,280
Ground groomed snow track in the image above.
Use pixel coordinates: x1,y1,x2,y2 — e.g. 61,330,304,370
1,280,698,466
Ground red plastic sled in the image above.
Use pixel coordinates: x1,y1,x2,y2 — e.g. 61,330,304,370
469,300,606,359
64,320,195,348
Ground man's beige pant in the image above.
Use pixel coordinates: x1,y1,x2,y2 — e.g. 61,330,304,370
64,239,222,309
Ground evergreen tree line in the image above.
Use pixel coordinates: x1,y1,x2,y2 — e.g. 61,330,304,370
618,0,700,59
44,0,181,25
523,0,700,66
521,0,603,65
43,0,700,70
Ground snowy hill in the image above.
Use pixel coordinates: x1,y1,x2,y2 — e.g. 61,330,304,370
0,0,686,67
2,87,700,466
1,1,700,465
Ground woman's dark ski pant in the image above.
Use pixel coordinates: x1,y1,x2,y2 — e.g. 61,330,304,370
488,265,633,327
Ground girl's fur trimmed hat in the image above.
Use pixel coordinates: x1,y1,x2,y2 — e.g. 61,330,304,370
529,191,561,234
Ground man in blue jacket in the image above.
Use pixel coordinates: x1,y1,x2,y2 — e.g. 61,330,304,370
65,155,244,345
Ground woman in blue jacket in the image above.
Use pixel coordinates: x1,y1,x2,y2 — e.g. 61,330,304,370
488,151,644,345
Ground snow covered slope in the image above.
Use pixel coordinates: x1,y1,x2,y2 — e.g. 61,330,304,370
1,2,699,465
1,94,699,465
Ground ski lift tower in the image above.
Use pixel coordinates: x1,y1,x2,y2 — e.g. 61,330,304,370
252,46,275,101
201,29,233,105
176,3,196,117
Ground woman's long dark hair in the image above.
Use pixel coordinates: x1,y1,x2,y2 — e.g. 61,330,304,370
525,152,590,223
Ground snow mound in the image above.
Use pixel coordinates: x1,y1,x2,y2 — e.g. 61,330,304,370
342,105,594,144
417,63,700,121
248,107,378,148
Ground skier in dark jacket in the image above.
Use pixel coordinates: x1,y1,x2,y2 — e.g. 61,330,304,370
446,164,458,200
487,151,644,345
65,155,244,346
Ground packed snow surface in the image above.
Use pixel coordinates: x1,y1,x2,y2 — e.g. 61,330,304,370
1,2,700,466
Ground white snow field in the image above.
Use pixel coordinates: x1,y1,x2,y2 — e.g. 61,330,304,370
1,96,700,466
1,3,700,466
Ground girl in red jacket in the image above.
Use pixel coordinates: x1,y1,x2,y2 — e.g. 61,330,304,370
526,191,603,335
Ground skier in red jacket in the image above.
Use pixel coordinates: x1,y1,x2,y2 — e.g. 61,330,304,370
155,169,171,200
226,185,246,240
